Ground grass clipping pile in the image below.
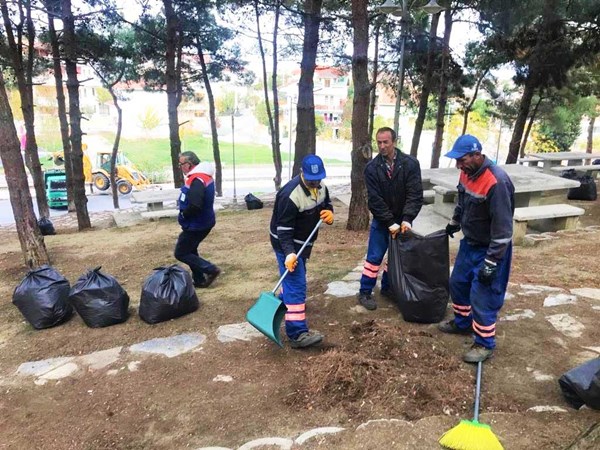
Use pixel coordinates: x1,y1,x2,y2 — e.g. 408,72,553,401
288,320,474,420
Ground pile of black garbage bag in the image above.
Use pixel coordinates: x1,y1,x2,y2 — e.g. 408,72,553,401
12,264,199,330
560,169,597,201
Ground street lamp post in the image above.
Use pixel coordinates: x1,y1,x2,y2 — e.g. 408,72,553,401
379,0,445,139
231,90,238,204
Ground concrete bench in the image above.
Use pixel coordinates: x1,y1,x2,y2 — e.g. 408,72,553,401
517,157,542,167
140,209,179,221
131,188,179,211
513,204,585,245
432,185,457,219
550,165,600,178
423,189,435,205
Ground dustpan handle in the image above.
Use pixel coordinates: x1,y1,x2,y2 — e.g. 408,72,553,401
474,360,482,422
272,219,324,294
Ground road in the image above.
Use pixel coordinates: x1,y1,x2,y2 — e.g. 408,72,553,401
0,164,352,225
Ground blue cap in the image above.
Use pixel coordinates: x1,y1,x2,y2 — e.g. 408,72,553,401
302,154,326,181
445,134,483,159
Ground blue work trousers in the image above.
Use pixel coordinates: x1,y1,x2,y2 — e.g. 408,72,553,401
174,228,216,285
275,251,309,340
450,239,512,349
359,218,390,294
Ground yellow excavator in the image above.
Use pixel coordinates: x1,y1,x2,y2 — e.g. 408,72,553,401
53,147,150,195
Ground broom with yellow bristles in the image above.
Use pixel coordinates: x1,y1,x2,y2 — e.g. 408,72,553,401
439,361,504,450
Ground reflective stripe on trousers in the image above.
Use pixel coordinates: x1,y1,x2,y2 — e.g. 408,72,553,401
274,250,309,339
359,218,390,294
450,239,512,349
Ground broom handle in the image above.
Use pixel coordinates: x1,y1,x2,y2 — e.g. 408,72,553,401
474,361,482,422
272,219,324,294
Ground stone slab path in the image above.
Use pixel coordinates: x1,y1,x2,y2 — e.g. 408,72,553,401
5,262,599,448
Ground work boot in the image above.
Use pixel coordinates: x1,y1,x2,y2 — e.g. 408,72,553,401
192,275,206,288
289,331,324,349
463,344,494,363
196,267,221,288
438,319,472,335
357,291,377,310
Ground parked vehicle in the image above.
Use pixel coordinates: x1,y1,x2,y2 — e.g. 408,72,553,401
44,169,68,209
53,148,150,195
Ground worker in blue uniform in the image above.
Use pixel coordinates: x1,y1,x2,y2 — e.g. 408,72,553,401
175,152,221,288
440,135,515,363
269,154,334,349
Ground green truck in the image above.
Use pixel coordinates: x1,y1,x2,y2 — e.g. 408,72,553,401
45,169,68,209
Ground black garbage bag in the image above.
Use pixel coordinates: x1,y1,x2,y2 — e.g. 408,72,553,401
560,168,578,180
567,175,597,201
244,193,264,210
69,267,130,328
38,217,56,236
139,264,199,324
558,358,600,410
12,265,73,329
388,229,449,323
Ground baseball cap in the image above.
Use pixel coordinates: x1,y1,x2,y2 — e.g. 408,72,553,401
301,154,326,181
445,134,482,159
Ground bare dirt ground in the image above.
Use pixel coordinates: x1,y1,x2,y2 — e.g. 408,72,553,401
0,196,599,449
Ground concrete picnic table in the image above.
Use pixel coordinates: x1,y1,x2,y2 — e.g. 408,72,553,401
520,152,600,174
130,188,180,211
425,164,580,210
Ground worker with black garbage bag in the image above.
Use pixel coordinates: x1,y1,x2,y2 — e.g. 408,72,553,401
357,126,423,311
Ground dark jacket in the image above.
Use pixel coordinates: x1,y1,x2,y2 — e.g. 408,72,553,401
364,149,423,227
452,157,514,262
269,175,333,259
178,170,216,231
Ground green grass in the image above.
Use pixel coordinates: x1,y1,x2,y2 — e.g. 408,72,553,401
107,133,347,167
34,131,348,179
116,133,280,166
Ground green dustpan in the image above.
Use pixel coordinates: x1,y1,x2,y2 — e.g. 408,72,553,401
246,219,323,348
246,291,287,347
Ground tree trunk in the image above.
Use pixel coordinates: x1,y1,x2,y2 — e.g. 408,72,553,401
164,0,183,188
0,0,49,219
461,69,488,136
520,94,542,158
586,115,595,154
292,0,323,177
196,40,222,196
254,0,278,188
270,1,282,190
431,9,453,168
368,18,382,141
47,4,74,211
393,14,408,137
108,87,122,209
409,12,440,157
61,0,91,230
347,0,371,232
507,74,537,163
0,71,49,268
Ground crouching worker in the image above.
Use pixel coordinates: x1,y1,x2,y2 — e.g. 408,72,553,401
269,154,334,349
175,152,221,288
440,135,514,363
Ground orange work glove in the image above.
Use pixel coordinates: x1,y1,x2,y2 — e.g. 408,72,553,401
400,221,412,234
320,209,334,225
285,253,298,272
